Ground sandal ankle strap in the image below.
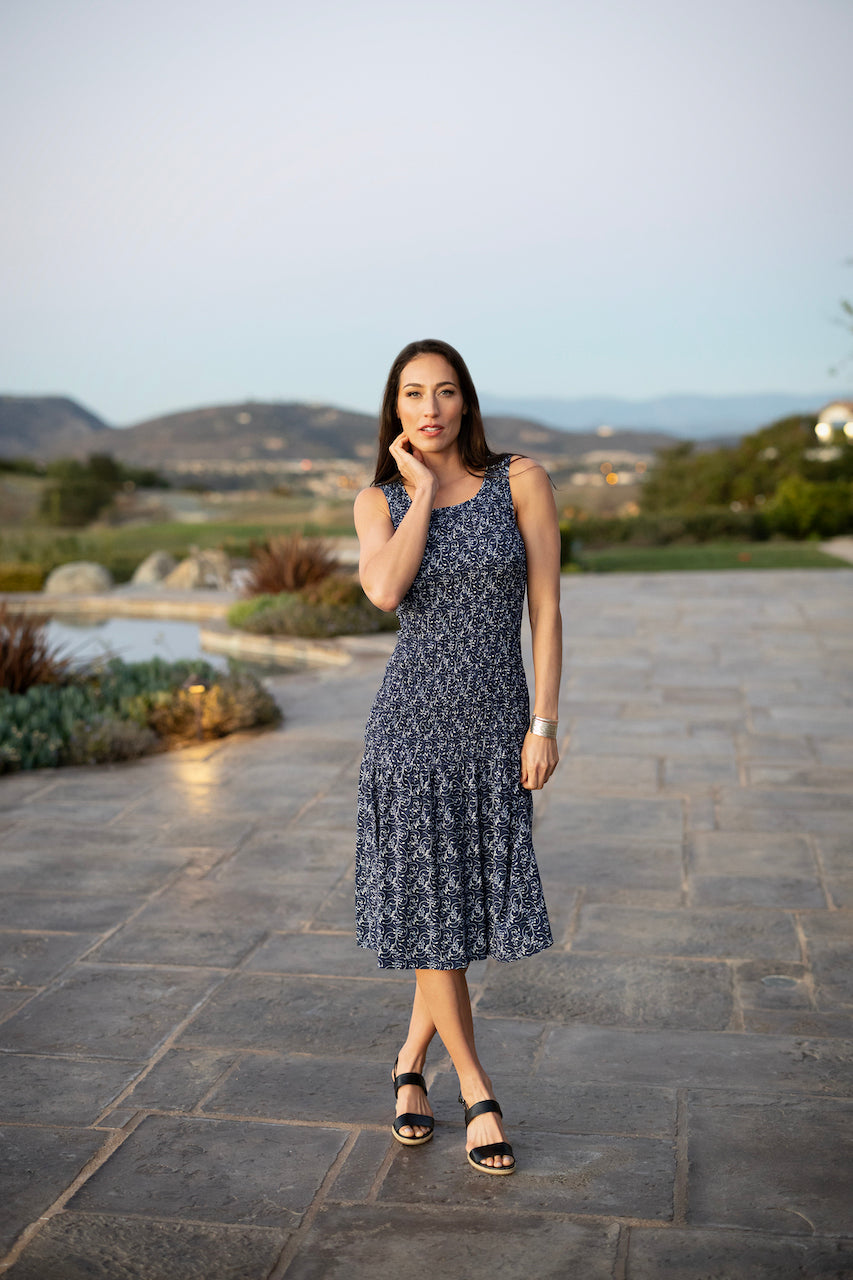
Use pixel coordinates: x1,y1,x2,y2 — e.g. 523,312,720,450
394,1070,428,1097
461,1097,503,1126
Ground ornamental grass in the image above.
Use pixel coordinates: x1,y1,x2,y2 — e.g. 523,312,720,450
244,533,338,595
0,602,70,694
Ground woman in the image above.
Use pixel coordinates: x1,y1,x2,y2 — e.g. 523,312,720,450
354,339,562,1175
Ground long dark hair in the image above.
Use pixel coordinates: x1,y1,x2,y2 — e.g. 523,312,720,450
373,338,510,485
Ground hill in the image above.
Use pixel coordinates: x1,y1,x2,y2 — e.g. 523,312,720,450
0,396,110,459
0,396,676,466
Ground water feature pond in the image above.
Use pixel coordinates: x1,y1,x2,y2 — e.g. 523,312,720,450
45,616,229,671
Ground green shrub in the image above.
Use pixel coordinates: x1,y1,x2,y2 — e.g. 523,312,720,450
0,654,281,774
765,476,853,539
66,717,159,766
0,562,45,591
227,576,397,638
147,672,280,740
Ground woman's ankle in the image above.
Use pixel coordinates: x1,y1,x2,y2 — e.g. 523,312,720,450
396,1043,428,1075
458,1071,495,1106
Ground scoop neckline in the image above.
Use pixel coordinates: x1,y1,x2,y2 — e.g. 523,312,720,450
401,470,489,513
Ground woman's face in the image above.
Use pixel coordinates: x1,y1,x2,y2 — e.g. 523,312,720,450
396,353,465,456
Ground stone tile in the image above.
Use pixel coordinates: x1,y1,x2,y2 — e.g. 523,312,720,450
626,1227,853,1279
733,961,811,1011
0,1125,107,1252
740,1009,853,1036
296,793,359,831
478,953,734,1030
450,1015,546,1071
0,990,34,1020
541,1025,853,1095
3,1212,289,1280
0,930,99,986
326,1130,393,1203
208,841,347,896
0,965,223,1058
735,733,817,762
429,1068,676,1137
237,826,357,873
244,931,407,979
572,714,691,737
150,815,258,849
663,758,739,790
716,787,853,836
567,728,736,760
571,904,800,961
311,875,359,930
549,754,659,795
285,1206,618,1279
0,847,186,896
122,1048,238,1110
295,1203,614,1274
799,912,853,1006
687,1091,853,1234
536,796,684,842
178,974,414,1057
379,1126,674,1219
203,1052,394,1124
689,831,824,908
815,836,853,909
813,738,853,767
747,764,853,790
686,794,716,831
0,773,60,807
0,1054,141,1124
0,821,155,853
0,894,143,932
90,924,265,969
535,837,685,906
69,1115,346,1228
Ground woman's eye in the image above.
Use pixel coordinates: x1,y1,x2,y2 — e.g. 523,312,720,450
405,391,421,398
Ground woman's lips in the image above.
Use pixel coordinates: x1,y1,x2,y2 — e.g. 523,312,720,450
420,425,443,435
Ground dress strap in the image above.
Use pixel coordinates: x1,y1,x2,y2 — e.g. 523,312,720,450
380,480,409,529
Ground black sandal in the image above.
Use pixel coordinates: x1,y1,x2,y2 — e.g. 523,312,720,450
391,1057,434,1146
459,1094,515,1175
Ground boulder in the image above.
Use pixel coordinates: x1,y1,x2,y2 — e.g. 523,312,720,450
131,550,178,585
163,549,231,590
44,561,113,594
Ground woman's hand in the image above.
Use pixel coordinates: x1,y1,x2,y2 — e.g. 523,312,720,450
520,731,559,790
388,432,438,499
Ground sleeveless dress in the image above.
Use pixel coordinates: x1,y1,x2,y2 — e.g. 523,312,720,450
355,455,553,970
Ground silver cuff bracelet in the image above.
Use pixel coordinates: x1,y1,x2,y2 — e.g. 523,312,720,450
530,716,558,739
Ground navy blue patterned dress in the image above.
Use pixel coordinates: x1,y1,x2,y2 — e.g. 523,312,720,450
355,455,553,970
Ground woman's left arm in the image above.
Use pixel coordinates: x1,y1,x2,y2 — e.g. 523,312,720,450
509,456,563,791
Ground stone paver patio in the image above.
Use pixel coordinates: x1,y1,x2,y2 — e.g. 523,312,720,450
1,569,852,1279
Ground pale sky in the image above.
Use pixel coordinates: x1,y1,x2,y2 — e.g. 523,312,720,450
1,0,851,424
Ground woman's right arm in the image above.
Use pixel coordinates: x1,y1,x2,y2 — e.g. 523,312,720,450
354,435,437,612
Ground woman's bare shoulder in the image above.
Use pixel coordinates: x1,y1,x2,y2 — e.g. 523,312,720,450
354,484,391,516
350,486,391,532
508,454,547,483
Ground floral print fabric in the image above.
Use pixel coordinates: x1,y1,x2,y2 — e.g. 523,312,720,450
355,455,553,969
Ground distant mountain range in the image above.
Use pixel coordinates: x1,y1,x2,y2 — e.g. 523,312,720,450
479,391,842,437
0,388,839,468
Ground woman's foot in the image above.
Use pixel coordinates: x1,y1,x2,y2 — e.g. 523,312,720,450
459,1082,515,1172
392,1053,434,1144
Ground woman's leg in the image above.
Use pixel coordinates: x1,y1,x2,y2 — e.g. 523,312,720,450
414,968,513,1168
393,980,437,1139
